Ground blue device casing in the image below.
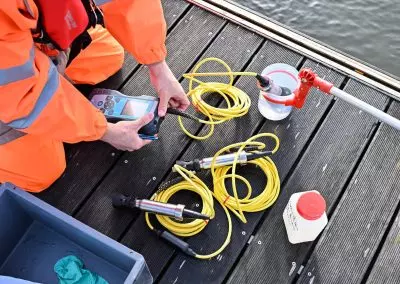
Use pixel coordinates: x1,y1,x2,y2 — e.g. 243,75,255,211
89,89,164,139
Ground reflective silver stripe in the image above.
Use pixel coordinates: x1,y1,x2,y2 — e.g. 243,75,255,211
7,60,59,129
92,0,113,5
23,0,34,18
0,47,35,86
0,122,25,145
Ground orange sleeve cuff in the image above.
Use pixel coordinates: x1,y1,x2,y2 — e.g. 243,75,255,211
136,44,167,65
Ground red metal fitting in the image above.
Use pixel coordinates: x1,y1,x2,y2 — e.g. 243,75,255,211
260,68,334,109
314,76,334,94
293,68,334,108
293,68,316,108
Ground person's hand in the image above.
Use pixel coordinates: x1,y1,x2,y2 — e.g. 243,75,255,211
100,113,154,151
148,60,190,116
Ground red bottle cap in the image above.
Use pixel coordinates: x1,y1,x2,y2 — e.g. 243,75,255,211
296,192,326,220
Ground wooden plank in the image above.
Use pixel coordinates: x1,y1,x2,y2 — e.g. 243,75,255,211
367,167,400,284
228,79,389,284
74,7,230,237
158,60,344,284
112,26,282,281
36,0,191,214
120,58,344,281
297,101,400,284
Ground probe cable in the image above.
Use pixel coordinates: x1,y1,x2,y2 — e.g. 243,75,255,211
145,163,233,259
177,57,262,140
145,133,280,259
211,133,280,223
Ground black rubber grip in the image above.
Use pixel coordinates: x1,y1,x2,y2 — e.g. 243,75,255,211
111,193,137,210
155,230,197,257
139,100,164,136
256,74,270,88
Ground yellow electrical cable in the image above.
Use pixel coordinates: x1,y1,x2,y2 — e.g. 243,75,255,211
211,133,280,223
145,164,233,259
179,57,258,140
145,133,280,259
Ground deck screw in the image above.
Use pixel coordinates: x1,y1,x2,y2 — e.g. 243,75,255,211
242,231,246,235
124,160,128,164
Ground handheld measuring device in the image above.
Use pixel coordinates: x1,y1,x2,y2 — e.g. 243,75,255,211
89,89,164,140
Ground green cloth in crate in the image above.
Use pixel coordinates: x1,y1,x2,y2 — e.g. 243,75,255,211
54,255,108,284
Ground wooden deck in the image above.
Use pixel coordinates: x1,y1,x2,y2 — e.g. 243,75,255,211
36,1,400,283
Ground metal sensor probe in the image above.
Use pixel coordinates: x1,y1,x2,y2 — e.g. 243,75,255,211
112,193,209,221
174,150,272,172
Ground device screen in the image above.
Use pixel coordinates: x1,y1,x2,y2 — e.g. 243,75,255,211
121,99,154,119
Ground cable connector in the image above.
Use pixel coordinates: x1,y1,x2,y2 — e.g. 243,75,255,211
154,229,197,257
174,159,202,172
245,150,273,162
112,193,136,209
256,74,271,91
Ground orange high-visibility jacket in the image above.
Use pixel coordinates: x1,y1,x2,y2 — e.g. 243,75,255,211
0,0,167,144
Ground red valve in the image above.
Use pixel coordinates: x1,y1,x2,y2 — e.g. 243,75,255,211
260,68,334,109
293,68,334,108
293,68,316,108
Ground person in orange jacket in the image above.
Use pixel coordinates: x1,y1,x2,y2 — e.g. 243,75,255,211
0,0,190,192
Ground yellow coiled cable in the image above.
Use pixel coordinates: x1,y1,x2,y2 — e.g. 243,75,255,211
179,57,258,140
145,133,280,259
212,133,280,223
145,164,233,259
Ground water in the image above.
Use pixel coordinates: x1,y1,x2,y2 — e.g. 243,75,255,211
233,0,400,77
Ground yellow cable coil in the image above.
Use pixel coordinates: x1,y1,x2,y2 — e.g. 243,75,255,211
145,163,232,259
145,133,280,259
212,133,280,223
179,57,257,140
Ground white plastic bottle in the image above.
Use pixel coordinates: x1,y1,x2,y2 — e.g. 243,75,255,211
283,190,328,244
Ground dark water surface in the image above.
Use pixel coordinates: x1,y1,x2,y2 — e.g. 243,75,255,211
232,0,400,77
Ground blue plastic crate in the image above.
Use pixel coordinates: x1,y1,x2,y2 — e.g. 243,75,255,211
0,184,153,284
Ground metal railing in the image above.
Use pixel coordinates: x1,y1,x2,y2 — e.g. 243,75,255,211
187,0,400,101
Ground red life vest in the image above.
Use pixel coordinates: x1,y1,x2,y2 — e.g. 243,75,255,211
33,0,104,64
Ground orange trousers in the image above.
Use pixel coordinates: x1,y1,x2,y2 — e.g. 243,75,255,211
0,26,124,192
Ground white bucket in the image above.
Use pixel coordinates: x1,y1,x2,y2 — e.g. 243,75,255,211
258,63,300,121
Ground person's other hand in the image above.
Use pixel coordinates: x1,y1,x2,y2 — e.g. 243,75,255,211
148,60,190,116
100,113,154,151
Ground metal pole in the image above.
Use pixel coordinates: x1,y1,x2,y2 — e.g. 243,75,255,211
330,87,400,130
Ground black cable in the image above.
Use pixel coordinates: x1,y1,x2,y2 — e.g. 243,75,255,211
246,151,273,161
166,108,200,121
